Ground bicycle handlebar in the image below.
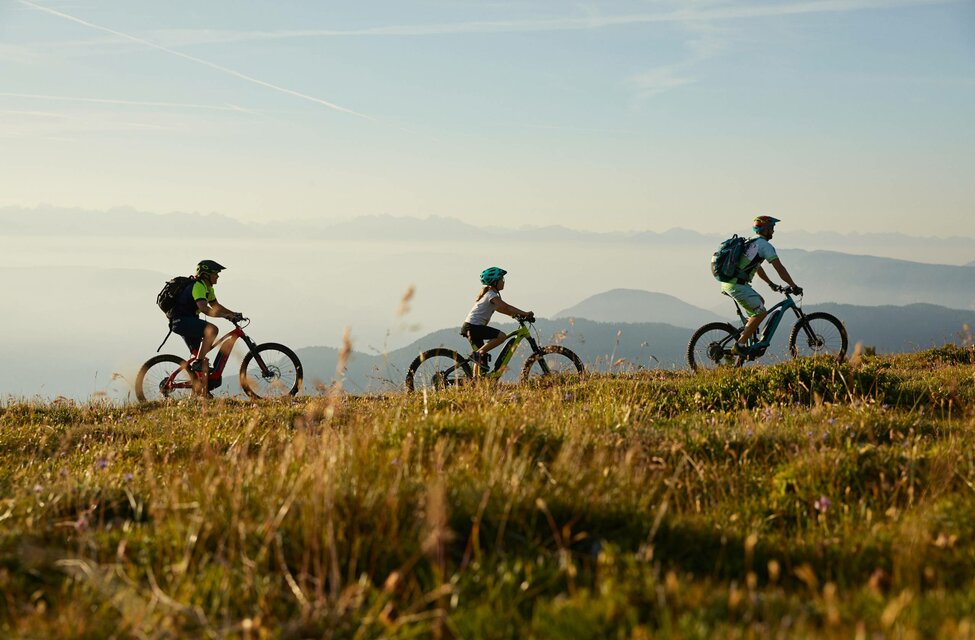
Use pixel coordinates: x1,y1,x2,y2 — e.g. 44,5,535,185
771,284,803,296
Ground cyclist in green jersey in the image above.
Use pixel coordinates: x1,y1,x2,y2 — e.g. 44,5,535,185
169,260,243,374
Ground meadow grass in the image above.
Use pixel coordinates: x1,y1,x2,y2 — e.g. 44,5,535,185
1,346,975,638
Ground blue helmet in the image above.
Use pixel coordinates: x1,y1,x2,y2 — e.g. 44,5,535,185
479,266,507,285
753,216,780,233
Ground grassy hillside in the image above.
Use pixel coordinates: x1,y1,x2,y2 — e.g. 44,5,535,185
2,347,975,638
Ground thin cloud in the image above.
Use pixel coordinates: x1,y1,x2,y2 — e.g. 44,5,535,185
0,91,258,114
129,0,956,46
17,0,375,121
629,67,697,101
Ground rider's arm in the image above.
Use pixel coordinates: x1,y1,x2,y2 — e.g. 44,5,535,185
769,260,799,289
195,298,239,320
754,265,777,287
491,298,533,318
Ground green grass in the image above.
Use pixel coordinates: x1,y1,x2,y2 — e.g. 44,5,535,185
2,346,975,638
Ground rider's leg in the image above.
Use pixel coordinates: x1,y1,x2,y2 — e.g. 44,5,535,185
725,284,767,349
738,310,768,344
196,322,219,372
477,334,506,355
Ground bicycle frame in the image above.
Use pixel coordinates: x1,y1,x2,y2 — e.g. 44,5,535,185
728,292,811,358
468,319,542,377
165,321,272,390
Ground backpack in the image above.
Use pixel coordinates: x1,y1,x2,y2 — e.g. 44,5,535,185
710,235,755,283
156,276,196,317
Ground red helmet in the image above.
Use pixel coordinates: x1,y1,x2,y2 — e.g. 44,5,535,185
753,216,780,233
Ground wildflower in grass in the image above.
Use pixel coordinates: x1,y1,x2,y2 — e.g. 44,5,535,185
32,484,43,493
827,417,836,425
123,473,134,483
95,458,108,470
814,496,832,513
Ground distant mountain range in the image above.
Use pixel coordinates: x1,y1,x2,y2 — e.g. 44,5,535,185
781,250,975,309
3,206,973,266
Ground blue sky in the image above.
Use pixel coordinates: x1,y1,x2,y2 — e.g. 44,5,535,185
1,0,973,234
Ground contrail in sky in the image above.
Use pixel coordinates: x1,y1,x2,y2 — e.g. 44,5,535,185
17,0,374,121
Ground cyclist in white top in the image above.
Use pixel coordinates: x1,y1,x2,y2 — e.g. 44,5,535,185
461,267,534,370
723,216,802,355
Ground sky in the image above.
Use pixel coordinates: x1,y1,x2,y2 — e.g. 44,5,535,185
1,0,974,235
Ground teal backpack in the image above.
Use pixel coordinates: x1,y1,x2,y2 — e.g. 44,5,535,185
711,235,755,283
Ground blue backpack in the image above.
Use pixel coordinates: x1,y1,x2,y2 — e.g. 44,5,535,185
711,235,755,283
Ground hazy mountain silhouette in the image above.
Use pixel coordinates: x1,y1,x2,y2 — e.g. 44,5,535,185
1,205,250,237
781,250,975,310
555,289,722,327
6,206,974,267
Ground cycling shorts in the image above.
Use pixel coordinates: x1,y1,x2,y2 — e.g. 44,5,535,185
721,283,767,318
170,316,210,353
460,322,503,348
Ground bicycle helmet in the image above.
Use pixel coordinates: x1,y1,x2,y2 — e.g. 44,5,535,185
479,266,507,285
196,259,226,276
753,216,780,233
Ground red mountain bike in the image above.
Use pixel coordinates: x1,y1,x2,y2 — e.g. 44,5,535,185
135,318,302,402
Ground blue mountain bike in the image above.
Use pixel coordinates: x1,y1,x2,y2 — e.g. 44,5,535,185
687,286,848,371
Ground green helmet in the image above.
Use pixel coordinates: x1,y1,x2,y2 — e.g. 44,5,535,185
196,259,226,276
479,266,507,285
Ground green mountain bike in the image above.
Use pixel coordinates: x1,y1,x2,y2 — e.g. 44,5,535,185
405,316,585,392
687,286,848,371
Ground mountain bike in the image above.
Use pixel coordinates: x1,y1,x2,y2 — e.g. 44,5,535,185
405,316,585,392
135,318,303,401
687,287,847,371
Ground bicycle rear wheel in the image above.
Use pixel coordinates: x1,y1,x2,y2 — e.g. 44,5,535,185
135,354,196,402
240,343,303,399
521,346,585,382
789,313,848,362
405,348,473,392
687,322,742,371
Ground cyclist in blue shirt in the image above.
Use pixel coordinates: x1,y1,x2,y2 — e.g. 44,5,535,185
170,260,243,374
722,216,802,355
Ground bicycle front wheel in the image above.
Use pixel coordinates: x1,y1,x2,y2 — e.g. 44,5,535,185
687,322,742,371
789,313,848,362
135,354,196,402
521,346,585,382
405,348,473,393
240,343,303,399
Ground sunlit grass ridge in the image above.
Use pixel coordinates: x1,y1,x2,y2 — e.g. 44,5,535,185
2,346,975,638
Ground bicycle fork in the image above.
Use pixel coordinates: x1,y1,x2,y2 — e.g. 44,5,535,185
242,335,272,376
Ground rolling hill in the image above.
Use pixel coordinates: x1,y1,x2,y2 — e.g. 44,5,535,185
554,289,722,327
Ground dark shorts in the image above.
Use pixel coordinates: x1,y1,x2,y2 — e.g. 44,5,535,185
461,323,503,348
170,316,209,353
